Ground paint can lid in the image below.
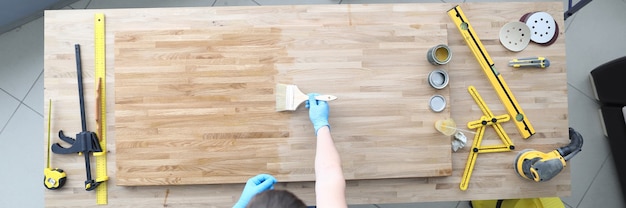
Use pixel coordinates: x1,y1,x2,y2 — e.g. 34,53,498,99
429,95,446,113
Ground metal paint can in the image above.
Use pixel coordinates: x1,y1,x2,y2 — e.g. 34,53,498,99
429,95,446,113
427,44,452,65
428,69,449,89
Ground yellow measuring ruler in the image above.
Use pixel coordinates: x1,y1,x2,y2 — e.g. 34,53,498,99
447,6,535,139
93,13,109,205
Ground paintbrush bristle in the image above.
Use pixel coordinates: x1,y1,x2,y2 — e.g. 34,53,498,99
276,83,311,111
275,83,294,111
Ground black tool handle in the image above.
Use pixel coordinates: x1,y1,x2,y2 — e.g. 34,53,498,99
75,44,87,132
57,130,75,144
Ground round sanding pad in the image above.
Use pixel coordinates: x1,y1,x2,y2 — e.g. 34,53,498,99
523,12,558,45
499,22,531,52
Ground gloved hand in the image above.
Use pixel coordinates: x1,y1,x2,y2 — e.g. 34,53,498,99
306,93,330,135
233,174,277,208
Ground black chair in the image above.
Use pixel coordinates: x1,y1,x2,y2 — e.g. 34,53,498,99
590,56,626,204
590,56,626,105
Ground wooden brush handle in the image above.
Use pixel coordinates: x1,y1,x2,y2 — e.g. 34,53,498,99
314,95,337,101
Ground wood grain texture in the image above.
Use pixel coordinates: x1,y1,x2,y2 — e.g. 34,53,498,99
44,2,568,207
114,22,452,185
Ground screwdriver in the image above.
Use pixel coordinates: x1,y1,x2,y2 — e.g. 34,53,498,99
508,57,550,68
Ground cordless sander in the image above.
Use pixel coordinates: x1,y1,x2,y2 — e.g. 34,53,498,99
515,128,584,182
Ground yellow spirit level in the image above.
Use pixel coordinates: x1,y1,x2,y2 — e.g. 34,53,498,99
447,6,535,139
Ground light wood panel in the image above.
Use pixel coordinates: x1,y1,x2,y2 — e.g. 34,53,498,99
44,2,568,207
114,23,451,185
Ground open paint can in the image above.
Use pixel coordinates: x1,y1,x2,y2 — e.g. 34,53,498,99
427,44,452,65
428,69,449,89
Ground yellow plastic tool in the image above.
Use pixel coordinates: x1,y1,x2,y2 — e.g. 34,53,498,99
93,13,109,205
44,99,67,190
460,86,515,191
471,197,565,208
509,57,550,68
447,5,535,139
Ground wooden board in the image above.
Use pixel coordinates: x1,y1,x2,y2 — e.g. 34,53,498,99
44,2,569,207
114,23,452,185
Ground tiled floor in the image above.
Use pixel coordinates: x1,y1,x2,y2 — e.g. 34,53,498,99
0,0,624,207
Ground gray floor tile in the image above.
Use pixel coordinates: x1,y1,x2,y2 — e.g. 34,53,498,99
577,155,626,208
67,0,89,9
214,0,259,6
377,201,459,208
0,105,44,207
561,88,611,207
22,70,44,116
564,202,574,208
0,90,21,134
456,201,471,208
349,204,378,208
564,0,626,100
0,17,43,99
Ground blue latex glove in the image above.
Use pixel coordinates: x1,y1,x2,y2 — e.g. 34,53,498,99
306,93,330,135
233,174,277,208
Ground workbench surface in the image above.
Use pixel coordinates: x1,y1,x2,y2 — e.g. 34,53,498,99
44,2,568,207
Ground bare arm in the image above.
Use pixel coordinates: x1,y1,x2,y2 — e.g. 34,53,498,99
315,126,347,208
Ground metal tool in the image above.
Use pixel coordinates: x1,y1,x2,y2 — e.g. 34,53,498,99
448,5,535,139
509,57,550,68
93,13,109,204
51,44,103,191
44,99,67,190
515,128,583,182
460,86,515,191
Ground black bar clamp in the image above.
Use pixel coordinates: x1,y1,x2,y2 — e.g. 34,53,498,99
51,44,102,191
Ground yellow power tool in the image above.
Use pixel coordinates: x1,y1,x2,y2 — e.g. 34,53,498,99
515,128,583,182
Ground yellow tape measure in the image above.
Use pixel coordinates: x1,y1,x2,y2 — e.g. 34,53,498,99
93,13,108,205
447,6,535,139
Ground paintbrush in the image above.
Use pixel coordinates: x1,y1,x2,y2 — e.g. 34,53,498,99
275,83,337,111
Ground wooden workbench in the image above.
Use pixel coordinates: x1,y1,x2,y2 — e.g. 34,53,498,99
44,2,568,207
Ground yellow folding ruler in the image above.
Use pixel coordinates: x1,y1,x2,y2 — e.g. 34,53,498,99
93,13,109,205
447,6,535,139
460,86,514,191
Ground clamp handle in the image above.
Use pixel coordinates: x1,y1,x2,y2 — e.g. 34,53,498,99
51,131,101,154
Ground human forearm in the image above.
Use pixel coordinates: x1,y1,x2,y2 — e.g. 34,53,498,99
314,126,347,208
315,126,343,176
306,94,346,207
